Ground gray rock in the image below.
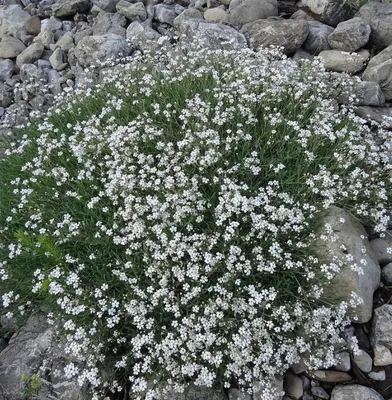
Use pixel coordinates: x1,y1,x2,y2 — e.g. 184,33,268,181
92,11,127,36
74,33,130,67
313,206,380,323
228,388,252,400
371,305,392,366
331,384,383,400
241,18,308,55
16,42,44,68
180,19,248,51
334,351,351,372
0,83,12,107
126,20,161,52
154,4,181,25
41,16,62,32
52,0,91,17
117,1,147,22
307,370,351,383
302,21,333,55
283,371,303,399
25,15,41,36
328,17,371,53
0,59,14,81
318,49,369,74
54,31,75,52
354,106,392,129
74,27,94,44
228,0,278,27
311,386,329,399
382,263,392,284
339,79,385,107
33,27,55,48
358,2,392,50
290,9,314,21
298,0,355,27
173,8,203,27
0,34,26,58
353,350,373,373
49,47,67,70
370,238,392,266
292,48,313,60
20,63,46,83
368,370,386,381
204,7,229,23
93,0,121,12
0,4,30,41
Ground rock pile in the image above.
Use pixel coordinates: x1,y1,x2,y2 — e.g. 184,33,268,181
0,0,392,399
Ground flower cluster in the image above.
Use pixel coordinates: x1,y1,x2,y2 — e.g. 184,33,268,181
0,41,391,400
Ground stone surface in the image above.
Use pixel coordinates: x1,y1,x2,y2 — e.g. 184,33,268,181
154,4,181,25
241,18,308,55
0,35,26,58
0,59,14,82
93,0,121,12
228,388,252,400
92,10,127,36
358,2,392,50
0,4,31,41
204,7,229,23
117,1,147,22
16,42,45,68
52,0,91,17
228,0,278,27
370,238,392,266
372,305,392,366
74,33,131,67
382,263,392,284
126,20,162,52
308,370,352,383
355,106,392,129
353,350,373,373
318,49,369,74
49,47,67,70
368,370,386,381
339,79,385,107
331,384,383,400
25,15,41,36
311,386,329,399
173,8,203,27
334,351,351,372
302,21,333,55
0,83,12,108
283,371,303,399
328,17,371,53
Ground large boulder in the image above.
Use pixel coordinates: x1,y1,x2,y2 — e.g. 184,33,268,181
92,11,127,36
302,21,333,55
241,18,309,55
328,17,371,52
313,206,380,323
318,49,369,74
0,35,26,58
371,305,392,366
228,0,278,27
331,384,384,400
362,45,392,101
297,0,355,27
74,33,131,67
52,0,91,17
358,2,392,50
0,5,30,42
126,20,162,53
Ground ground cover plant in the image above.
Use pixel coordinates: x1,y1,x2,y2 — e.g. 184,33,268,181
0,41,391,399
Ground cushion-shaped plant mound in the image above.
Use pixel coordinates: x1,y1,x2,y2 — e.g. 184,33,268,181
0,43,391,399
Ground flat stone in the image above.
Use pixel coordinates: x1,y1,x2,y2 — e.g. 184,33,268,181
16,42,44,68
354,106,392,129
25,15,41,36
0,59,14,82
370,238,392,266
353,350,373,373
318,49,369,74
117,1,147,22
371,305,392,366
382,263,392,284
331,384,383,400
229,0,278,27
308,370,352,383
241,18,308,55
52,0,91,17
302,21,333,55
0,35,26,58
328,17,371,52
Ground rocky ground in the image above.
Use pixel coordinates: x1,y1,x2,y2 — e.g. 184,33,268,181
0,0,392,399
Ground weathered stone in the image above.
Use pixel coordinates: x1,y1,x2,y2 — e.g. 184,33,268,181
117,1,147,22
0,59,14,82
180,19,248,51
228,388,252,400
371,305,392,366
41,16,62,32
93,0,121,12
241,18,308,55
298,0,355,27
328,17,371,52
16,42,44,68
0,5,30,41
370,238,392,266
283,371,303,400
290,9,314,21
358,2,392,50
331,384,383,400
354,106,392,130
313,206,380,323
368,370,386,381
92,11,127,36
126,20,162,52
0,83,12,108
52,0,91,17
308,370,352,383
74,33,130,67
318,49,369,74
20,63,46,83
292,48,313,60
339,79,385,107
311,386,329,399
382,263,392,284
173,8,203,27
49,47,67,70
204,7,229,23
228,0,278,27
302,21,333,55
353,350,373,373
54,32,75,52
154,4,182,25
0,35,26,58
33,27,55,48
334,351,351,372
74,27,94,45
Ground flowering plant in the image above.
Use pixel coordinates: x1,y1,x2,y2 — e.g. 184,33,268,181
0,41,391,399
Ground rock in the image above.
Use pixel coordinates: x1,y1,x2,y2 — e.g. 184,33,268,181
54,32,75,52
370,238,392,266
382,263,392,284
16,42,44,68
372,305,392,366
204,7,229,23
0,59,14,82
0,4,30,41
302,21,333,55
179,19,248,51
126,20,162,52
173,8,203,27
283,371,303,400
49,47,67,70
328,17,371,53
298,0,355,27
20,63,46,83
74,26,94,44
228,388,252,400
308,370,352,383
117,1,147,22
313,206,380,323
353,350,373,373
331,384,383,400
74,33,130,67
92,11,127,36
154,4,181,25
228,0,278,27
311,386,329,399
0,35,26,58
93,0,121,12
25,15,41,36
292,48,312,60
52,0,91,18
0,83,12,108
334,351,351,372
339,79,385,107
41,16,62,32
241,18,308,55
368,370,386,381
33,27,55,48
290,9,314,21
355,106,392,129
318,49,369,74
358,2,392,50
